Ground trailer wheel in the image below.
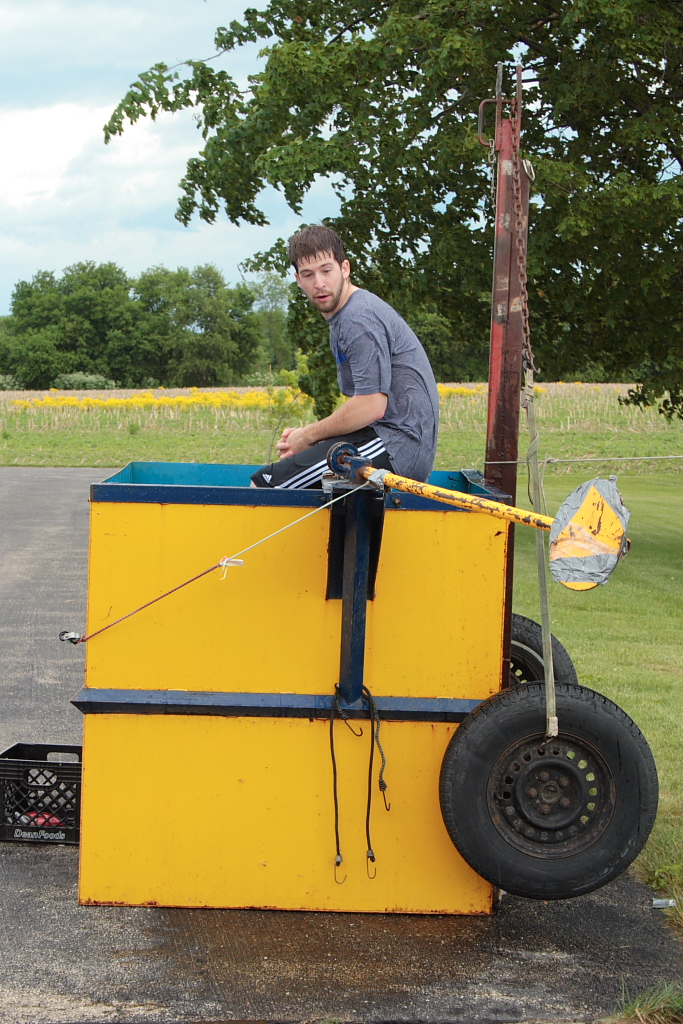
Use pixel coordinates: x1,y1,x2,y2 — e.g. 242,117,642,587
510,613,578,686
439,683,658,900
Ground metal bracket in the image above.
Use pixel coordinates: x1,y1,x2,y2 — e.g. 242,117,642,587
326,483,384,602
59,631,83,645
336,486,384,705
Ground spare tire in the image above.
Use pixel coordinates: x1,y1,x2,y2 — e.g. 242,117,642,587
510,613,579,686
439,682,658,900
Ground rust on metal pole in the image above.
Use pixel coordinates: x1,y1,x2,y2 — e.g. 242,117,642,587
478,64,532,689
484,65,530,501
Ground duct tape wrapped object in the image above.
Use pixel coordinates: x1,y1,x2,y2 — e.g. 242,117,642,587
549,476,630,592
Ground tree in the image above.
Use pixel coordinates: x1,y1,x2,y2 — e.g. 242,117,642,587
248,271,294,371
2,263,141,389
284,287,339,415
133,265,260,386
0,262,260,388
105,0,683,416
406,309,489,382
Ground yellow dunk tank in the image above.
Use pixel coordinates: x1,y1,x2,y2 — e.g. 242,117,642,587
73,460,511,914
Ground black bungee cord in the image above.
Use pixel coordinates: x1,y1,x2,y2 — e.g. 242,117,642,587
329,684,390,882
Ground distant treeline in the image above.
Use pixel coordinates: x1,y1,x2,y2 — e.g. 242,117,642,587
0,261,490,391
0,262,294,391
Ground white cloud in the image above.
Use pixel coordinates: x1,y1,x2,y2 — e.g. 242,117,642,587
0,2,342,314
0,105,110,207
0,0,266,107
0,0,248,69
0,101,341,309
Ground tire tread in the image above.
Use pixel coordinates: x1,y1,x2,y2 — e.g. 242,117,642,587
439,683,658,899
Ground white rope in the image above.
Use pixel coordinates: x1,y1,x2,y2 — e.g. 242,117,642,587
64,482,369,644
220,483,368,570
486,454,683,465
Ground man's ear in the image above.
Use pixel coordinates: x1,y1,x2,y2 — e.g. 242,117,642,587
342,259,351,279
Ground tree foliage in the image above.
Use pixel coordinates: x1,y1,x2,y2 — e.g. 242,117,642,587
0,262,260,389
134,264,260,386
105,0,683,414
406,308,489,383
249,271,294,372
285,286,340,416
2,262,137,390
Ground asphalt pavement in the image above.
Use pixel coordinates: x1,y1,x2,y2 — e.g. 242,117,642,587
0,468,680,1024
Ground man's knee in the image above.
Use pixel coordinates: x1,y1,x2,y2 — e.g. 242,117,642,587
250,465,277,488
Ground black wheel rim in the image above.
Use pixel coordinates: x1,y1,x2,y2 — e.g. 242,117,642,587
487,734,616,859
509,641,544,685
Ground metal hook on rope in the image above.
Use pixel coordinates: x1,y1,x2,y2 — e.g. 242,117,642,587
363,685,390,880
335,698,364,737
59,631,83,645
334,854,346,886
218,557,244,581
330,694,347,884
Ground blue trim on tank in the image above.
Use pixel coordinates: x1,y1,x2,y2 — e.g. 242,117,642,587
91,482,325,508
72,687,482,723
92,462,498,511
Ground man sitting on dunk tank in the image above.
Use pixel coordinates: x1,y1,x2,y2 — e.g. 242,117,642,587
251,225,439,490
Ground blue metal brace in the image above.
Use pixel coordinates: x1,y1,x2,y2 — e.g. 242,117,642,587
338,487,376,705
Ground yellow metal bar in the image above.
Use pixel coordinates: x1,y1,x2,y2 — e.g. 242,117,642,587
361,468,553,531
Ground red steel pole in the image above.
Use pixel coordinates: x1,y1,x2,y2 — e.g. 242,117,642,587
479,65,532,688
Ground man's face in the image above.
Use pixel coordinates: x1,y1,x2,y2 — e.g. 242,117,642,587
295,252,351,318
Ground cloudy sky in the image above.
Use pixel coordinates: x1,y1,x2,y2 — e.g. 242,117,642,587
0,0,339,313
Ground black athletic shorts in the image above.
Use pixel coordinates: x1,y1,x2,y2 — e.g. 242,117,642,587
250,427,393,489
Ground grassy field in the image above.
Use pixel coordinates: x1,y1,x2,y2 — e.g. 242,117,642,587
1,382,682,919
513,474,683,920
1,381,682,473
0,387,310,468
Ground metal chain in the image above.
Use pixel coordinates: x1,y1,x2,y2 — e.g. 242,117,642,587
511,100,536,374
487,138,497,217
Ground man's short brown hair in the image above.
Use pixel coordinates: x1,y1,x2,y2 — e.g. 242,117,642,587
288,225,346,271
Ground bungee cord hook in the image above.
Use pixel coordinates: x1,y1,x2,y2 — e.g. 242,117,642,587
329,684,390,883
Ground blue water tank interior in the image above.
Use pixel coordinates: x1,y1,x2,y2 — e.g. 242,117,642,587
103,461,492,495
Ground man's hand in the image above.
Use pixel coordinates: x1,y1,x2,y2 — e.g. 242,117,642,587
276,426,312,459
276,394,387,460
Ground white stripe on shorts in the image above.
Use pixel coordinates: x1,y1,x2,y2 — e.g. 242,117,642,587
275,437,386,489
276,438,385,490
276,437,384,490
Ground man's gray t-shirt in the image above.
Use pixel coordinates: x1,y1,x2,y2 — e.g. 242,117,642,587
327,290,439,481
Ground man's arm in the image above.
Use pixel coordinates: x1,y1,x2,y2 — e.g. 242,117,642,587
276,393,387,459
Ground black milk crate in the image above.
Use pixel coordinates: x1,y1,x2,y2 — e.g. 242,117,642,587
0,744,82,845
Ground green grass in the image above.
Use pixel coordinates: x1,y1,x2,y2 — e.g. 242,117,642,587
512,474,683,904
0,398,295,468
0,382,681,471
0,417,280,468
437,383,683,475
601,983,683,1024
